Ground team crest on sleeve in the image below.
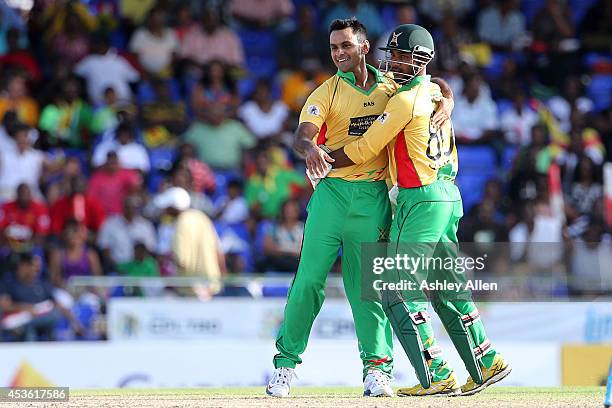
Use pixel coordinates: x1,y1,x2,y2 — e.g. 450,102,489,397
378,112,390,124
307,105,321,116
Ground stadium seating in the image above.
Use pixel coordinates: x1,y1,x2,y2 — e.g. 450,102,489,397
136,79,182,105
458,145,497,173
587,74,612,112
456,145,498,212
568,0,598,24
147,147,177,192
456,173,491,212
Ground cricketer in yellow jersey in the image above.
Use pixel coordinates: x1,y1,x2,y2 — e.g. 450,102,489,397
329,24,511,397
267,18,455,398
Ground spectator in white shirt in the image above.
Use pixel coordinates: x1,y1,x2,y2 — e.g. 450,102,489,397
547,76,594,133
500,90,539,146
0,121,16,155
570,219,612,294
214,179,249,225
238,79,289,140
97,195,157,266
129,7,178,75
477,0,526,50
74,34,140,106
453,74,499,143
0,123,48,201
92,122,150,172
509,200,564,268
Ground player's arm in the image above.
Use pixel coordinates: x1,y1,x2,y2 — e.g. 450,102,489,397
431,77,454,129
294,84,335,178
330,94,412,168
293,122,334,178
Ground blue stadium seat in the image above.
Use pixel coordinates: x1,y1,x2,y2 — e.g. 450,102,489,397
456,146,497,211
147,147,177,192
227,222,254,272
246,57,278,79
149,147,177,172
496,99,513,116
568,0,597,24
215,221,252,262
584,53,612,70
237,78,257,99
238,28,278,59
380,4,397,32
147,173,165,194
110,29,128,51
483,52,509,80
520,0,546,23
137,81,157,105
183,77,199,100
455,174,491,213
137,79,182,105
255,220,274,255
587,74,612,111
211,170,241,200
502,145,519,170
457,145,497,176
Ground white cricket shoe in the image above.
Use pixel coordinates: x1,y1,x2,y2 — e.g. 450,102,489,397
266,367,297,397
363,369,393,397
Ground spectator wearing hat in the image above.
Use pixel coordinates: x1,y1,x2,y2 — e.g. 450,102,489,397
153,186,225,296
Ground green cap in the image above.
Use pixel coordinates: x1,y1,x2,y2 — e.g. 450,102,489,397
379,24,435,57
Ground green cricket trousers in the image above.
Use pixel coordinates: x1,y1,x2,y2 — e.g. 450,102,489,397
390,180,497,381
274,177,394,377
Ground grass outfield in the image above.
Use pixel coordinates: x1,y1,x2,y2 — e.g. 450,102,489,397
50,386,605,408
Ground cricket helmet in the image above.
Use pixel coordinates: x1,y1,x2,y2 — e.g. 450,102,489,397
378,24,435,84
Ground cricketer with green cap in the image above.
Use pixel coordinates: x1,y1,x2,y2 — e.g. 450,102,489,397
328,24,512,397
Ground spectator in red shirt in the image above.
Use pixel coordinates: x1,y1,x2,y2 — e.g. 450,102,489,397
0,183,49,252
50,176,106,237
0,28,42,81
87,151,142,216
175,142,216,194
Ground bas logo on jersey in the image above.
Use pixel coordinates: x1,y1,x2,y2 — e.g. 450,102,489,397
363,101,375,107
307,105,321,116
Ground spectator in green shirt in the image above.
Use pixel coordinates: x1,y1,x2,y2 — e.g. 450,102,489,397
245,148,306,219
183,102,255,170
39,76,93,148
91,87,119,135
117,242,160,277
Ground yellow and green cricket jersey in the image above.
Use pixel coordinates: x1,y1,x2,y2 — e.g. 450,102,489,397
344,75,458,188
299,64,398,182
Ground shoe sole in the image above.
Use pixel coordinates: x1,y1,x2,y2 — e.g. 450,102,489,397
460,365,512,397
363,390,394,397
397,388,462,397
266,386,289,398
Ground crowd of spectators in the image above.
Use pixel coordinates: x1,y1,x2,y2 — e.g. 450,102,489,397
0,0,610,340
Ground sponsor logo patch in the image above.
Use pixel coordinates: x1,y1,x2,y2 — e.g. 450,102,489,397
307,105,321,116
348,114,379,136
378,112,390,124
